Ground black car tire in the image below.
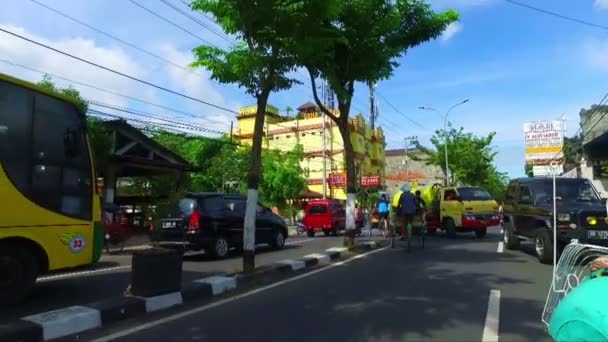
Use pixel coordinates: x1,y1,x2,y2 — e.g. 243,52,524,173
503,220,520,250
0,245,39,306
536,229,554,264
332,225,340,236
444,218,456,238
475,227,487,239
307,230,315,237
270,229,286,249
209,236,230,259
324,230,331,237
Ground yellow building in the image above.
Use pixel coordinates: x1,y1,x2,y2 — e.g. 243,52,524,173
235,102,386,200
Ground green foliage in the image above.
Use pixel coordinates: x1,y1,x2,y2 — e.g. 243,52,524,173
258,145,306,208
296,0,459,100
420,124,508,199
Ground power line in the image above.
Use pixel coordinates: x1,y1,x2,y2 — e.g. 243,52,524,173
159,0,235,45
128,0,215,46
26,0,238,91
0,26,239,115
0,59,231,126
504,0,608,31
376,93,425,129
88,100,228,134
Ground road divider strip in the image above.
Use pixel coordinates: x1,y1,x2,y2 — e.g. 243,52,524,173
2,239,387,342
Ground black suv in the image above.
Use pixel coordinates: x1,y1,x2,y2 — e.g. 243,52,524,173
502,177,608,264
158,193,288,258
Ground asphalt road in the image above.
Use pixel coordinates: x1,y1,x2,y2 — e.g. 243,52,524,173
71,228,555,342
0,234,344,321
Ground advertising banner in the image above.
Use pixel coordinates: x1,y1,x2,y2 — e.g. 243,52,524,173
524,120,564,163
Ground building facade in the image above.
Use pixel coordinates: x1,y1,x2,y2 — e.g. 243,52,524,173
384,148,444,197
580,107,608,196
235,102,386,200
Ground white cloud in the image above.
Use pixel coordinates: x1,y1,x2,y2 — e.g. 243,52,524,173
594,0,608,10
440,22,462,43
0,23,145,107
159,44,242,132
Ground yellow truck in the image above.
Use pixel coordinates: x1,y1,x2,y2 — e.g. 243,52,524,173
413,184,500,238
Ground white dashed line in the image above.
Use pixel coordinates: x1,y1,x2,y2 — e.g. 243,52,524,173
497,242,504,253
285,238,314,245
482,289,501,342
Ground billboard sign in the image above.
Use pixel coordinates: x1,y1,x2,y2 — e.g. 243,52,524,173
361,175,381,187
524,120,564,164
328,173,346,187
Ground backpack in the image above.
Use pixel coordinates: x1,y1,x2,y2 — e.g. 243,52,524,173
378,200,389,213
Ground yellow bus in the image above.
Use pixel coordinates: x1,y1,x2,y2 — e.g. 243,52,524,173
0,73,102,304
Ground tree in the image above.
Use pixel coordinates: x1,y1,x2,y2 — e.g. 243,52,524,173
420,125,508,199
190,0,305,272
259,145,306,207
293,1,458,245
36,75,112,175
285,105,294,116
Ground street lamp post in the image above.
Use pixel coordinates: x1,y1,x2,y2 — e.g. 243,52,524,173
419,99,469,186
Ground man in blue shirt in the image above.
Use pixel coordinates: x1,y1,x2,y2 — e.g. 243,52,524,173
399,185,419,238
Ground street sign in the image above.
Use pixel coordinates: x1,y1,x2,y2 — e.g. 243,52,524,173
361,175,381,187
524,120,564,163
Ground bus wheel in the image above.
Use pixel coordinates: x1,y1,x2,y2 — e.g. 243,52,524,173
0,246,39,305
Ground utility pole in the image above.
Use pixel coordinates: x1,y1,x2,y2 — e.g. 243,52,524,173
321,79,331,199
229,121,234,144
403,135,418,176
369,82,377,130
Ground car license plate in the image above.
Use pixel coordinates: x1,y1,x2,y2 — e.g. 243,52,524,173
588,230,608,239
162,221,178,229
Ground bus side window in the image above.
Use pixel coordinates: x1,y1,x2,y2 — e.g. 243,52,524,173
0,81,31,192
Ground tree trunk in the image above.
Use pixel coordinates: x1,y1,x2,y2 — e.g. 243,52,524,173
337,120,357,247
243,91,270,274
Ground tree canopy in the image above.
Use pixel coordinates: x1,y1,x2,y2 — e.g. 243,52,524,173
287,0,458,243
419,125,508,199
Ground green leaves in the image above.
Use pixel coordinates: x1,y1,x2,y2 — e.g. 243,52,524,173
259,145,306,207
421,124,508,199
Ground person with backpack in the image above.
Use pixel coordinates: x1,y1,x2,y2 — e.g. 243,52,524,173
376,194,390,236
398,184,419,239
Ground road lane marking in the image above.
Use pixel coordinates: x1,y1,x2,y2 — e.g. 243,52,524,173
91,245,389,342
285,238,314,245
37,266,131,282
482,289,501,342
497,242,504,253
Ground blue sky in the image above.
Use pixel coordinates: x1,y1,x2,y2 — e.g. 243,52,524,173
1,0,608,178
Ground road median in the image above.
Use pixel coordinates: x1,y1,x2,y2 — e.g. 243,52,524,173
2,239,387,342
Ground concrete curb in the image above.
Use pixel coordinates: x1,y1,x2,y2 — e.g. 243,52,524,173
2,240,386,341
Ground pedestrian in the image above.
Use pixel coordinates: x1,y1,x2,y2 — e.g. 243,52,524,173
398,184,418,239
414,190,426,212
376,194,390,236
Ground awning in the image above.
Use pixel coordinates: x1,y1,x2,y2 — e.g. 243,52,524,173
298,187,324,199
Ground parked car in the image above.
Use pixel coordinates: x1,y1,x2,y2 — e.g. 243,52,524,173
158,193,288,258
303,199,363,237
502,177,608,264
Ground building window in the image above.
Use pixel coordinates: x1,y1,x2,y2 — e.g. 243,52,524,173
286,135,291,139
301,133,306,137
311,132,316,135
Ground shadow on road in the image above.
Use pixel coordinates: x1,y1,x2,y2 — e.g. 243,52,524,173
264,233,547,342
